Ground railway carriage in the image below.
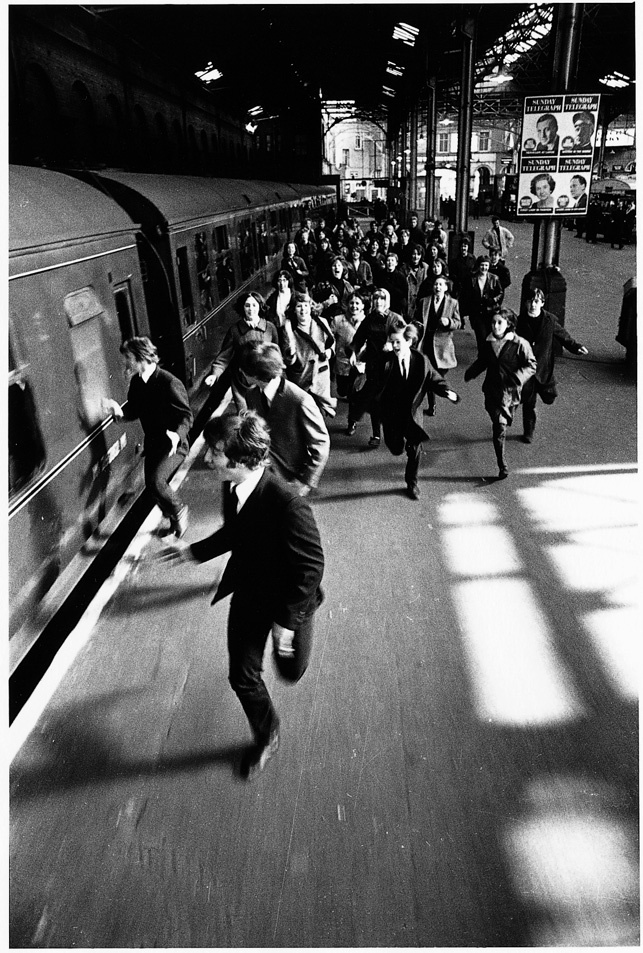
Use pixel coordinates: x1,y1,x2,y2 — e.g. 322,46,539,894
8,164,336,677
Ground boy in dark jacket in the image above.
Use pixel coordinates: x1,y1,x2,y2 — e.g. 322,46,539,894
464,308,536,479
516,289,588,442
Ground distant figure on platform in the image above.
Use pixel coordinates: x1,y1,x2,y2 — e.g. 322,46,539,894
103,336,192,538
464,308,536,480
517,289,588,443
240,342,330,494
162,411,324,779
460,255,504,353
279,291,337,418
481,216,515,258
346,288,402,445
205,292,280,411
379,251,409,318
377,319,460,499
450,237,477,300
488,247,512,290
415,276,462,417
280,241,310,292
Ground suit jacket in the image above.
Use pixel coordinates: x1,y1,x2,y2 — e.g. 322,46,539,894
376,349,455,447
190,469,324,629
415,295,462,370
124,367,192,456
572,193,588,211
246,377,330,488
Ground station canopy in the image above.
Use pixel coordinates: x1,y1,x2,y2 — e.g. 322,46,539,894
102,4,635,128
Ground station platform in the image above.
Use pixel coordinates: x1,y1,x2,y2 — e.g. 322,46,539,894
9,221,639,947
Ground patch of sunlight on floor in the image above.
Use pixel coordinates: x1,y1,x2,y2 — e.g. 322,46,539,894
453,579,584,725
517,471,638,534
518,471,640,704
503,774,639,946
583,607,639,701
442,525,522,577
437,493,499,526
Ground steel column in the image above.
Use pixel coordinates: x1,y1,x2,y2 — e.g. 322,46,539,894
454,11,476,235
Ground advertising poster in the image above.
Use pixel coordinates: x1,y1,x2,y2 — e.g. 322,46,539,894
517,94,600,217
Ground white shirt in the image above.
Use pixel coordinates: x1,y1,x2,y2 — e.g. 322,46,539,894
262,376,281,406
232,467,265,511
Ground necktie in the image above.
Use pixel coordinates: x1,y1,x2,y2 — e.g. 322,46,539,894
230,484,239,513
400,357,407,378
261,392,270,417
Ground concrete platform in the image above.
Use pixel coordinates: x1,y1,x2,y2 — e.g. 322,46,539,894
9,222,639,947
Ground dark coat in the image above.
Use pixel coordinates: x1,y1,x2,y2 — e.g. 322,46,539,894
377,349,456,447
189,468,324,630
123,367,192,456
517,308,584,399
461,272,504,326
246,377,330,489
465,333,537,423
378,269,409,317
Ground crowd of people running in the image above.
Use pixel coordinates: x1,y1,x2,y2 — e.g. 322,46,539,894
196,209,587,501
105,209,588,541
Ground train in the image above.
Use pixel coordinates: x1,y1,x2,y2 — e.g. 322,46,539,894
9,164,336,677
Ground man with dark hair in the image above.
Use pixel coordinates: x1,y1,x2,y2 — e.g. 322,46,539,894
569,175,588,210
163,410,324,779
572,111,595,149
481,216,515,258
240,342,330,495
488,247,512,290
517,289,588,443
535,113,560,153
450,237,477,300
379,251,409,317
104,336,192,537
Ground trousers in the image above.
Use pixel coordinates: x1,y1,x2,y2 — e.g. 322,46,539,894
144,450,186,520
227,594,315,744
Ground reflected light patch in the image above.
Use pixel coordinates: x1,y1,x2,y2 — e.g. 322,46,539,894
547,538,637,594
583,607,639,701
518,472,638,534
437,494,499,527
443,525,522,577
454,579,583,725
504,775,639,945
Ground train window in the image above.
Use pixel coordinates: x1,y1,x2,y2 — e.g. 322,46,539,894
194,232,214,314
238,218,256,280
213,224,228,253
212,224,235,300
9,343,46,497
176,246,195,325
113,281,137,340
64,292,113,428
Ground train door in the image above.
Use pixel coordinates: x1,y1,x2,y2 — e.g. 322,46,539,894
112,279,139,340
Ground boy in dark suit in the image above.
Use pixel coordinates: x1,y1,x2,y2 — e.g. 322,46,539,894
162,411,324,778
377,319,460,499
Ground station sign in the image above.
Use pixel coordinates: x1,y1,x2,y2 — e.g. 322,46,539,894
517,93,600,217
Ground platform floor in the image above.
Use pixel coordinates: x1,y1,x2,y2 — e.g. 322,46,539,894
9,221,639,947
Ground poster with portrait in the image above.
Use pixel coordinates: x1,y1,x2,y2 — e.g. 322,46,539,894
517,94,600,217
